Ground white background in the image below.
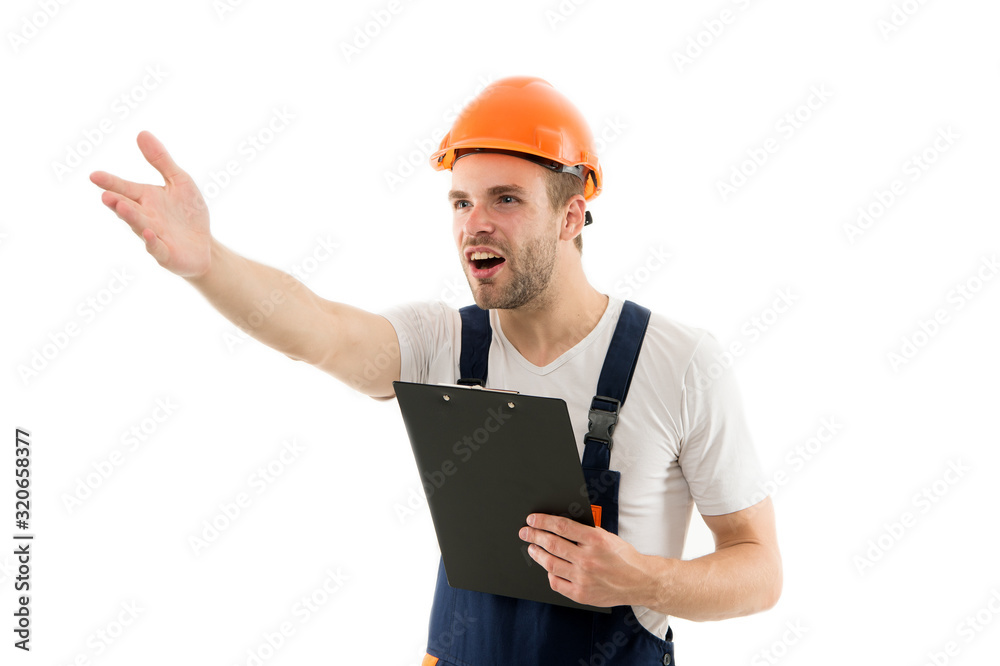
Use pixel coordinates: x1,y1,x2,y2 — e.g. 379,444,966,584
3,0,999,664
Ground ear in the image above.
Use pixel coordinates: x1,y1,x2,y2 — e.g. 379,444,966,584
558,195,588,244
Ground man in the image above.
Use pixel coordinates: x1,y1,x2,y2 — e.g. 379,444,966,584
91,76,781,665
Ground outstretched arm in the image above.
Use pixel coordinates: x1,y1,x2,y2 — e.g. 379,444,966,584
90,131,401,398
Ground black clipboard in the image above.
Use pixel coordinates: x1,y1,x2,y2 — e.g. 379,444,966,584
393,380,611,613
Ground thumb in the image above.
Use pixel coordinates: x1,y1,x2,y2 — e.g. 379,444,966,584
137,130,186,185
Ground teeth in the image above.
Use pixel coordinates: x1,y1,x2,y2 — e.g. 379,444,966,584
471,251,501,260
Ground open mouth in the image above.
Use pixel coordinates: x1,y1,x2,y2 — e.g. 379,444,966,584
472,256,505,270
467,249,506,278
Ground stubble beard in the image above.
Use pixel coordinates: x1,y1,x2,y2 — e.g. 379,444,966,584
466,233,558,311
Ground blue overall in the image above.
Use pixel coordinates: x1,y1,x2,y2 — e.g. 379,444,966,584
424,300,676,666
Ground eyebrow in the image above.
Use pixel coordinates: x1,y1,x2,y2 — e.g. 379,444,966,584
448,184,530,201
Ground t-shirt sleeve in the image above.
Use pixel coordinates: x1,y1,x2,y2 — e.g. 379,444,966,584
378,300,461,386
678,330,768,516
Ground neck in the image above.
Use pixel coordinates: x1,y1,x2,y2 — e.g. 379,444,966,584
495,259,609,367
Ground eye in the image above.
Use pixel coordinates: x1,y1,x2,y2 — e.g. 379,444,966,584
453,200,471,210
499,195,519,204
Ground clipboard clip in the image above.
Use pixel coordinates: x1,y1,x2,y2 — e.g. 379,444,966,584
586,395,621,450
444,381,520,394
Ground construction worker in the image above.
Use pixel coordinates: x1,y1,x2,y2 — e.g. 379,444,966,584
90,75,781,665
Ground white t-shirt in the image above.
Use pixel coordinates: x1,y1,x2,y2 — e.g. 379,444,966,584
380,294,768,640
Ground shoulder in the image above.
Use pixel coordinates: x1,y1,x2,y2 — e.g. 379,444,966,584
378,299,463,346
626,299,717,374
380,298,461,320
379,299,463,326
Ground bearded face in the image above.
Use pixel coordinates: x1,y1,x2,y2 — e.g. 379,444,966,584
463,231,557,310
450,153,563,311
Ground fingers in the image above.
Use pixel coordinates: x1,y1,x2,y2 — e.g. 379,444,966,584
141,228,171,266
136,130,186,185
90,170,145,202
102,191,150,234
101,191,170,265
547,572,576,600
527,541,574,576
521,526,576,562
526,513,591,544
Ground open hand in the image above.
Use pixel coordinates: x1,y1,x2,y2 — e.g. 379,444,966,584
90,131,212,278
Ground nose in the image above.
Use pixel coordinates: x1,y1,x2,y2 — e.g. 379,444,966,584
460,201,496,238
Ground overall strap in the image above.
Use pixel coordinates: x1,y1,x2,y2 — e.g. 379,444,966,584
458,304,492,386
582,300,652,471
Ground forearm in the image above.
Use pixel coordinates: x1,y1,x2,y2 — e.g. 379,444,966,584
639,542,782,622
185,237,328,362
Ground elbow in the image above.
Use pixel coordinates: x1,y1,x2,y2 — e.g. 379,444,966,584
758,551,784,613
730,547,783,619
761,573,783,613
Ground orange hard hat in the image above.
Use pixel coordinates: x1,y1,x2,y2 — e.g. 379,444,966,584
430,76,603,202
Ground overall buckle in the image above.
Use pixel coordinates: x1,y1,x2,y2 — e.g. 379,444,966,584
586,395,621,450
